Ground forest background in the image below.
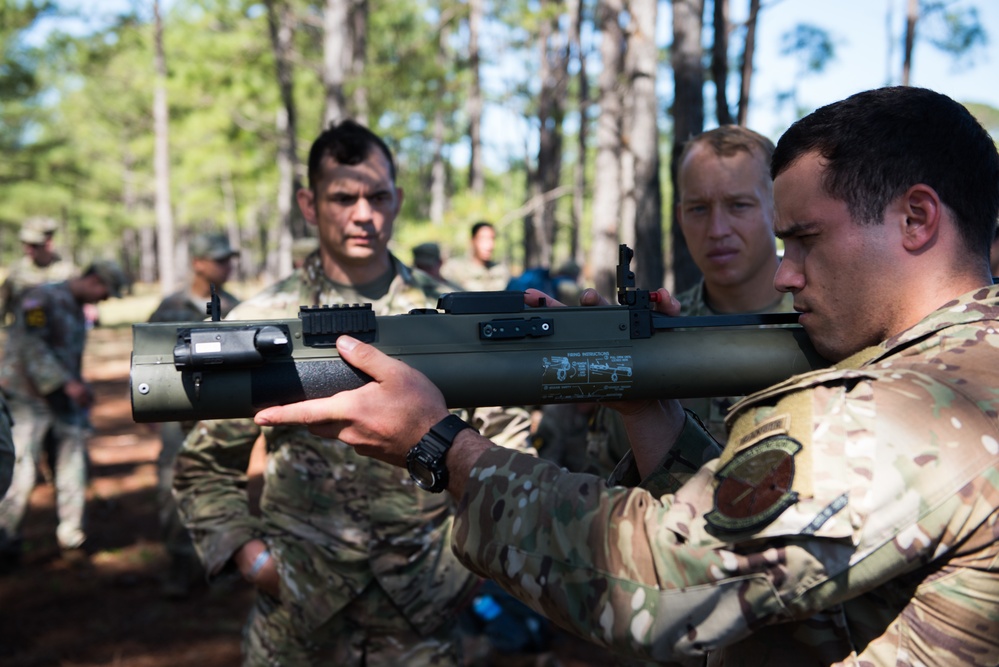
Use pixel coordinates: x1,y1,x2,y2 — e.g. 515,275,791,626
3,0,999,302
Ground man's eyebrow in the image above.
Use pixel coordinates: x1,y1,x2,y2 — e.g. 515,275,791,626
774,221,818,240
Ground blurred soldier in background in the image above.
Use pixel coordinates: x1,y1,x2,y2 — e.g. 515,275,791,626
0,217,77,326
0,261,126,571
443,221,510,291
147,232,240,323
412,242,462,290
1,218,81,485
147,232,241,598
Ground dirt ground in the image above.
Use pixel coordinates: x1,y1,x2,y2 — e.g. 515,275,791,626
0,325,255,667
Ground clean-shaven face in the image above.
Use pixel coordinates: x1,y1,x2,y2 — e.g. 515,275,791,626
773,151,899,362
678,145,777,291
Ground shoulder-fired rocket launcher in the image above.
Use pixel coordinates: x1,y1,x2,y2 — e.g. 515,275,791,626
129,245,828,423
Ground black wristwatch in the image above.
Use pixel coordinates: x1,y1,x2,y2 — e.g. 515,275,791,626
406,414,475,493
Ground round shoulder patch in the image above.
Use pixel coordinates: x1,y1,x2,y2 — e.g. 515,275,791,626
705,436,801,533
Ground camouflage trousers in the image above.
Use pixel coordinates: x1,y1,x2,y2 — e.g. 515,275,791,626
156,421,198,560
0,395,89,551
243,580,462,667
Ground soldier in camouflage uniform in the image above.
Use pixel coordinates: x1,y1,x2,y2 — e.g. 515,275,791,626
255,87,999,666
173,120,529,666
0,261,125,568
147,232,240,323
0,217,78,327
585,126,796,477
147,232,241,597
442,221,510,291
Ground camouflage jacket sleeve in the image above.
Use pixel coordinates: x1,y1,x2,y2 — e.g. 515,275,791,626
452,364,999,664
173,417,264,577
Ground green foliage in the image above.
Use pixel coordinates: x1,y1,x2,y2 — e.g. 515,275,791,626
964,101,999,140
920,1,987,67
0,0,994,284
779,23,836,74
0,0,58,229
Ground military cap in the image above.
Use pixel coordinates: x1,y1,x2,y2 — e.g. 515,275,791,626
190,232,239,260
412,242,443,266
84,260,128,298
19,217,59,245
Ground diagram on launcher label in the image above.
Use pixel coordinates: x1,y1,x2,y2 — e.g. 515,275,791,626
541,350,634,400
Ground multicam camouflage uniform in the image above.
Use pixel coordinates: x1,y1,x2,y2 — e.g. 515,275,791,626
148,285,240,593
442,256,511,292
451,283,999,666
0,282,94,554
585,281,796,477
0,253,77,326
174,251,529,666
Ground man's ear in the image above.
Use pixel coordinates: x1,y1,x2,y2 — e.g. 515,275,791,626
899,183,942,253
296,188,317,227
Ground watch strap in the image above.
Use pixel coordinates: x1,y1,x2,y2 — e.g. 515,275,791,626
407,414,475,493
428,413,474,445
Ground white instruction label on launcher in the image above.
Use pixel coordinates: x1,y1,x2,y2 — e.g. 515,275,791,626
540,351,633,401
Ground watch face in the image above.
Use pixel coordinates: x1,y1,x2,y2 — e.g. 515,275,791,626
407,415,467,493
409,462,437,489
407,447,445,491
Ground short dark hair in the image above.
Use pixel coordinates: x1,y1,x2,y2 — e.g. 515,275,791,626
771,86,999,259
471,221,494,239
306,119,397,191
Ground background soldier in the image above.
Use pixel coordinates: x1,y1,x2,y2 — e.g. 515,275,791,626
0,261,125,571
173,120,529,666
147,232,240,323
1,217,77,327
147,232,241,597
411,242,462,290
443,220,510,291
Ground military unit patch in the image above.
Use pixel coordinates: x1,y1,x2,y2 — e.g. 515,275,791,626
25,307,46,329
706,435,802,533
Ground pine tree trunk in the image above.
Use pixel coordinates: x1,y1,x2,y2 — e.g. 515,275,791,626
626,0,663,290
323,0,349,125
589,0,625,301
669,0,705,293
153,0,176,294
467,0,485,195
